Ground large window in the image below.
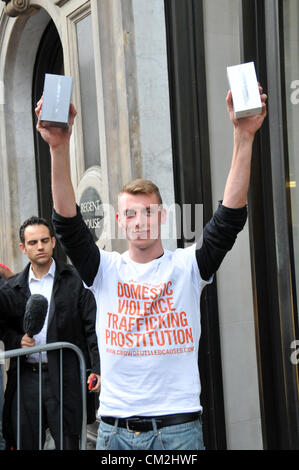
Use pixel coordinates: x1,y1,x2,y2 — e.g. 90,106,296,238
76,14,101,169
283,0,299,326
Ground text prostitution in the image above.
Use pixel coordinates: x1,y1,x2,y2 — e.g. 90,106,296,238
105,281,194,352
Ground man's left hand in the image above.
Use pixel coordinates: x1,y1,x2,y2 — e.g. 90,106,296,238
87,373,101,393
227,84,267,137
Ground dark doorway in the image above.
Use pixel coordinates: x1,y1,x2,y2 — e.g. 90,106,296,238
32,20,66,261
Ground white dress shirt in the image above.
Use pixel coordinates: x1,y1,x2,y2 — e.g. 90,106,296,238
26,259,56,363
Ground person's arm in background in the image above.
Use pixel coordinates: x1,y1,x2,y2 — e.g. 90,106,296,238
0,285,23,350
0,264,14,281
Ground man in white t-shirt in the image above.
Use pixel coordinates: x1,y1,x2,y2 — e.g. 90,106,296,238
35,87,267,450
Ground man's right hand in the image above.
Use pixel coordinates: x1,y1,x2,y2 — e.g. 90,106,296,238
21,333,35,348
35,97,78,218
35,98,77,150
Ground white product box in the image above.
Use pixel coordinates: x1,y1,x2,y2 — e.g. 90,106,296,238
40,73,73,128
227,62,262,118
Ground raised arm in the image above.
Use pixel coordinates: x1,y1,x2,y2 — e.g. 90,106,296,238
35,99,77,218
222,86,267,208
35,100,100,286
196,86,267,280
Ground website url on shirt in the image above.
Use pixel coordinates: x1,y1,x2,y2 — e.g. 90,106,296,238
106,346,194,356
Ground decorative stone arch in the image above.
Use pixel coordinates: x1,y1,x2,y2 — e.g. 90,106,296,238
0,2,63,270
0,0,161,267
2,0,39,18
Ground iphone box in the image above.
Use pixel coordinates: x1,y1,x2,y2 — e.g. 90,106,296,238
40,73,73,128
227,62,262,118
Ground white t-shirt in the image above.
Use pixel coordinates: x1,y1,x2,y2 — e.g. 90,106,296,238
89,244,211,418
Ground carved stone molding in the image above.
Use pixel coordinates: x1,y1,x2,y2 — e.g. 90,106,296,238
53,0,70,6
3,0,39,17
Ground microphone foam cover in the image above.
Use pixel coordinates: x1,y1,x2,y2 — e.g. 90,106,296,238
23,294,48,337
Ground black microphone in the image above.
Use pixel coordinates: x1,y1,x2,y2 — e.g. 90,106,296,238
23,294,48,338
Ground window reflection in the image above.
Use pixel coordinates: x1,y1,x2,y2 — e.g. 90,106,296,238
76,14,101,169
283,0,299,321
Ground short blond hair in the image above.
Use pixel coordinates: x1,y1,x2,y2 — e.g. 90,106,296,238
119,178,163,205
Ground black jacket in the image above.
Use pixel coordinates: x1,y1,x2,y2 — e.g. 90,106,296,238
0,259,100,446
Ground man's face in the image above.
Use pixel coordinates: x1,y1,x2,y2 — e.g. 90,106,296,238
117,192,166,249
19,224,56,267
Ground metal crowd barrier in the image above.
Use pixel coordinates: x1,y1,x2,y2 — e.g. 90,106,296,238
0,342,87,450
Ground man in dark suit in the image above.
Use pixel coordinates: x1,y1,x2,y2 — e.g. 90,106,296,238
0,216,100,450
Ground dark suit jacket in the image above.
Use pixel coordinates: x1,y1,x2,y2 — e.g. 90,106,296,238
0,259,100,447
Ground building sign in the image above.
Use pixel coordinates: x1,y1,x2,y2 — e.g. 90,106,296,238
79,187,104,242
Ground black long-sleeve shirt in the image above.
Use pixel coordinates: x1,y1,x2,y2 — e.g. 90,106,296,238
52,202,247,285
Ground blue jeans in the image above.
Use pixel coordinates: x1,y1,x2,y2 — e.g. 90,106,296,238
96,417,204,450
